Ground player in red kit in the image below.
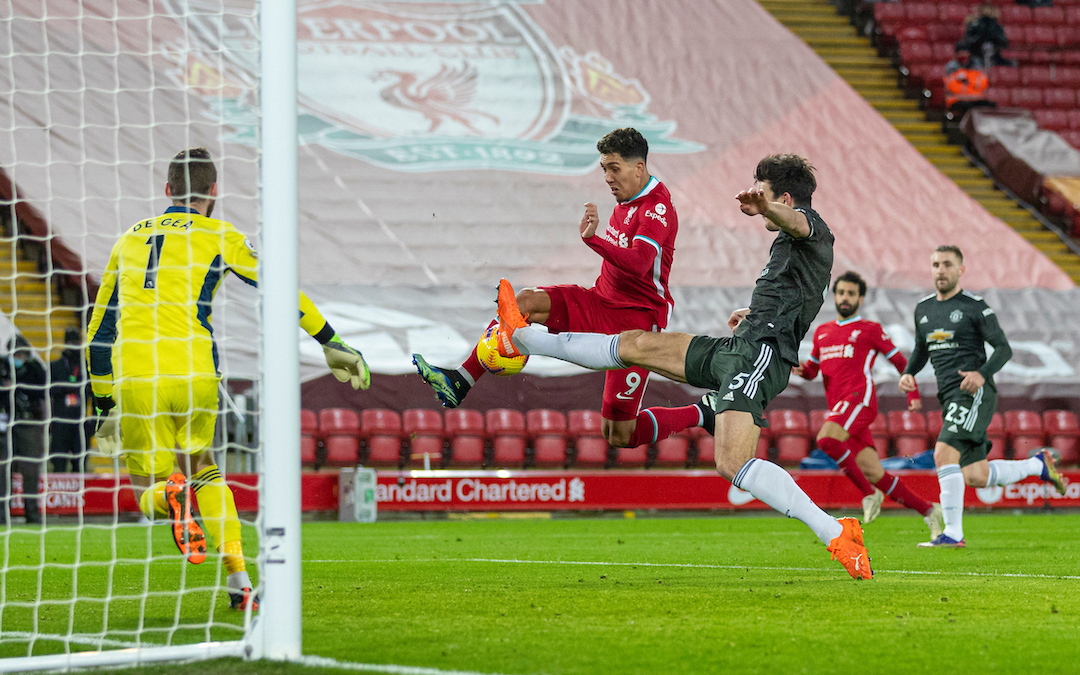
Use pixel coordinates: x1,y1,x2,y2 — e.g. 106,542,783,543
794,271,944,537
413,128,703,449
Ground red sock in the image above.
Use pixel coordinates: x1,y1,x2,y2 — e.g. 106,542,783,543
626,405,702,447
460,319,497,382
818,436,876,498
876,472,933,515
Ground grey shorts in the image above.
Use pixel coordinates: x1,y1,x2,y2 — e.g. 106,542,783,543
684,335,790,428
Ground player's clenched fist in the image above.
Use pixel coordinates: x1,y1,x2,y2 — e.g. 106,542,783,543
579,202,600,239
728,308,750,331
323,334,371,390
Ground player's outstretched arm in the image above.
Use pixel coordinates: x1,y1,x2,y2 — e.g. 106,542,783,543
736,188,810,238
299,293,370,390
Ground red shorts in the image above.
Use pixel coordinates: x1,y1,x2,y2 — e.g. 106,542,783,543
824,395,878,450
541,284,662,421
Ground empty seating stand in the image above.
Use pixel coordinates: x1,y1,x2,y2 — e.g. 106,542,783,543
403,408,445,468
1043,410,1080,465
445,409,486,467
568,410,609,468
1004,410,1045,458
360,408,403,467
301,408,319,466
486,409,527,468
654,429,690,468
319,408,362,466
526,409,568,468
888,410,929,457
767,410,810,465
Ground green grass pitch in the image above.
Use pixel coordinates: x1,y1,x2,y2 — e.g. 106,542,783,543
2,511,1078,674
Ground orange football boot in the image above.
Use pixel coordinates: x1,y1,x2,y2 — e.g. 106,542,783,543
826,517,872,580
164,472,207,564
495,278,529,358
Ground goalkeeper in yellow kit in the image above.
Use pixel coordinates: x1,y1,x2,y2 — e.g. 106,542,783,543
86,148,369,612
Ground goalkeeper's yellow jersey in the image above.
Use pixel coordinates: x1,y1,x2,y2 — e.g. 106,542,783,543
87,206,331,398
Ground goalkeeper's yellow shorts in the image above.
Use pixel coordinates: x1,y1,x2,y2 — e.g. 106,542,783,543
118,376,220,478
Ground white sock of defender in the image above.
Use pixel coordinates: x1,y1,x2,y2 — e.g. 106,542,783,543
986,457,1042,486
227,570,252,592
732,458,843,545
937,464,965,541
511,328,625,370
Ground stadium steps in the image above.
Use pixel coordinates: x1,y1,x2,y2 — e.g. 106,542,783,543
0,239,79,354
758,0,1080,285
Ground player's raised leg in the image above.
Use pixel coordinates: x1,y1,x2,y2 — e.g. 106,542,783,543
814,422,883,522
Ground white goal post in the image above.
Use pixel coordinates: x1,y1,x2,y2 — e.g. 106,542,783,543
0,0,301,669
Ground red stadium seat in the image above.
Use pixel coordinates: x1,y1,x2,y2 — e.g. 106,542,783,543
690,427,715,467
526,409,568,468
1061,129,1080,149
907,62,946,90
1044,87,1076,109
654,430,690,468
360,408,403,467
568,410,609,468
1042,410,1080,465
1034,108,1070,130
896,25,930,44
1057,66,1080,86
809,410,829,438
1020,65,1054,85
1055,26,1080,48
888,410,930,457
936,6,969,27
987,412,1007,460
990,66,1021,86
1001,5,1034,27
403,408,444,467
1067,6,1080,26
927,410,943,443
1034,6,1066,27
1004,24,1027,47
868,414,890,458
321,408,362,466
1004,410,1045,458
767,410,810,465
899,41,935,66
905,4,940,25
1010,87,1045,109
875,2,906,27
983,87,1013,107
301,408,319,466
1025,25,1059,49
444,409,486,467
616,443,649,468
485,409,526,468
932,42,957,62
1069,110,1080,128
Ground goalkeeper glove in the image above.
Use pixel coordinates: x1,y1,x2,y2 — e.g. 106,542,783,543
93,395,122,457
322,334,370,390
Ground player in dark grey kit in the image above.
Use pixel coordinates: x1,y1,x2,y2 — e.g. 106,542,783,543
900,245,1065,548
494,155,873,580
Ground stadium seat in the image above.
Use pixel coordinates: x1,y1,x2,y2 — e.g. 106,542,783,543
1068,6,1080,26
359,408,403,467
899,41,935,66
905,3,939,25
526,408,568,468
1010,87,1045,109
932,42,957,62
1004,24,1027,48
616,443,650,468
1044,87,1076,109
927,409,943,443
1058,66,1080,86
1034,6,1066,27
990,66,1021,86
868,414,890,458
1004,410,1045,458
935,8,968,29
654,430,690,468
444,409,486,467
485,408,527,468
1025,25,1059,49
987,412,1007,460
403,408,444,467
301,408,319,466
690,427,715,467
1042,409,1080,465
1061,129,1080,149
1001,5,1034,27
809,409,828,438
982,87,1013,107
568,410,609,468
888,410,929,457
1034,108,1070,131
320,408,362,466
896,25,930,45
1020,65,1054,85
1069,110,1080,128
1055,26,1080,48
767,410,810,465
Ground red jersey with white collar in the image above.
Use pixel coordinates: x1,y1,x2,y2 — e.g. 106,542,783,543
799,316,919,411
584,177,677,328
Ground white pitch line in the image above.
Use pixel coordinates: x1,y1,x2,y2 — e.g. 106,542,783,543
297,654,516,675
306,557,1080,581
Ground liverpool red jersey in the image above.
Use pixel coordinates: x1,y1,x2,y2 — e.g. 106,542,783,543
799,316,919,411
584,177,677,328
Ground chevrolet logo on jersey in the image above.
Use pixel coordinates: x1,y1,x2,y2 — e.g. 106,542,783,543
927,329,955,343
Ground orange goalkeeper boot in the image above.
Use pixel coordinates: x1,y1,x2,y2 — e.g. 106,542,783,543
164,472,207,564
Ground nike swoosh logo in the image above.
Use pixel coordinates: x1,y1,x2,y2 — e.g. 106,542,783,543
615,393,635,400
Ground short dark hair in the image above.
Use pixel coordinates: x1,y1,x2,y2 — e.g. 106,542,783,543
935,245,964,263
597,128,648,164
754,154,817,207
168,147,217,202
833,270,867,296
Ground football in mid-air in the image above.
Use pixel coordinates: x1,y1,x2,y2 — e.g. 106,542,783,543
476,324,528,376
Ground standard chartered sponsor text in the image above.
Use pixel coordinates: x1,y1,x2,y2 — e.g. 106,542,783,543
377,478,580,503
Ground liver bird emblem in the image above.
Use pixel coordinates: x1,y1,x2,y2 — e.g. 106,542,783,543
375,63,498,135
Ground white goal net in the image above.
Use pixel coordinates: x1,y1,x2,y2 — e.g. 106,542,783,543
0,0,299,668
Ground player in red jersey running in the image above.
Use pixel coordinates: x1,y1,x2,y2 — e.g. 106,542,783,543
413,128,704,449
793,271,943,536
